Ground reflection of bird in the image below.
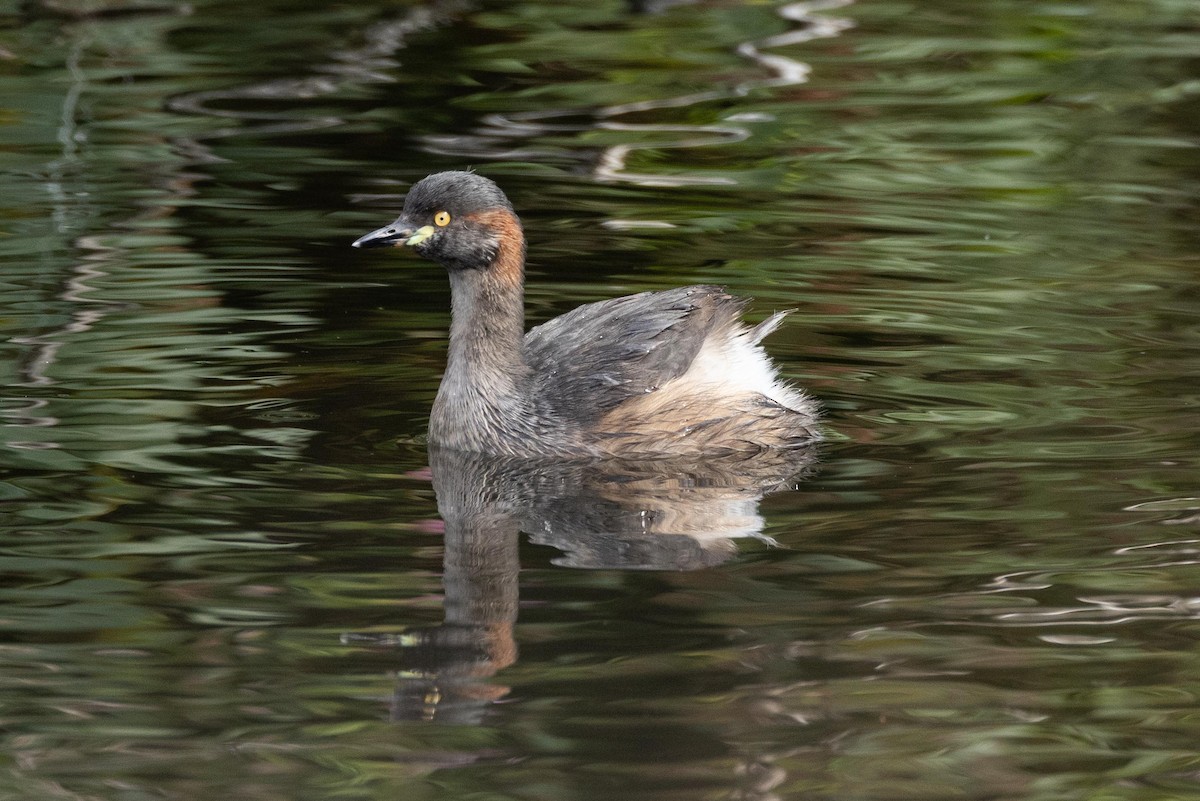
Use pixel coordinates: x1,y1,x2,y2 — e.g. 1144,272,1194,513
431,446,818,571
345,443,816,724
353,171,820,458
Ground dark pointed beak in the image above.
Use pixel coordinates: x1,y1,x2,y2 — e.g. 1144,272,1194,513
352,221,413,249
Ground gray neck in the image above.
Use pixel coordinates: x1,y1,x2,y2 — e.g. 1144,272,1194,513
429,241,531,451
443,266,528,390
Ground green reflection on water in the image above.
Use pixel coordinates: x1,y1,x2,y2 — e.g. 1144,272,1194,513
0,0,1197,798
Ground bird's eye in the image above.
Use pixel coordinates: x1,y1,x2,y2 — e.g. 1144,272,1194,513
434,211,451,227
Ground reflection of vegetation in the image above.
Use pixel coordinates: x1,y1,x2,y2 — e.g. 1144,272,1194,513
0,0,1196,798
0,7,318,480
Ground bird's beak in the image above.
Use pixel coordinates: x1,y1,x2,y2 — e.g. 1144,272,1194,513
351,220,434,249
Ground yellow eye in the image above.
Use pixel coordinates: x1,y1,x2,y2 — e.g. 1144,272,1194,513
434,211,451,227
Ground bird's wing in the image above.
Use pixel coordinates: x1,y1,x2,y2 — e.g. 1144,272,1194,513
523,285,746,424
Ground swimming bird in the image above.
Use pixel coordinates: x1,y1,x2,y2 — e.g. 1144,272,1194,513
352,171,820,458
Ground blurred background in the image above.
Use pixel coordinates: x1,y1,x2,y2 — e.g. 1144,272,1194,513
0,0,1198,798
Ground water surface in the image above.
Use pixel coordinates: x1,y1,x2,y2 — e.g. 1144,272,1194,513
1,0,1198,798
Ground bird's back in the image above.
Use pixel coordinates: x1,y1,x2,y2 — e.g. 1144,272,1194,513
523,285,820,456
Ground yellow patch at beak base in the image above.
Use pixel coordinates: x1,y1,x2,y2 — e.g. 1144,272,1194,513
405,225,436,246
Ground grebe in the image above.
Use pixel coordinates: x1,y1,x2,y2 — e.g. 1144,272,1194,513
353,171,820,457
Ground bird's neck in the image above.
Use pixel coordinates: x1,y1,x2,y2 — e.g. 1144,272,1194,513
440,225,529,402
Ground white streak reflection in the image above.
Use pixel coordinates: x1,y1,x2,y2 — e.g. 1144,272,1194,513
421,0,856,186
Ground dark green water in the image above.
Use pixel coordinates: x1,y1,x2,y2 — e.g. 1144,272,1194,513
1,0,1198,798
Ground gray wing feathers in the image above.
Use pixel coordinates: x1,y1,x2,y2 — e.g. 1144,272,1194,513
523,285,746,424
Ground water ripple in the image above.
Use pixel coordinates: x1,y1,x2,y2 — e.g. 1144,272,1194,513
864,544,1200,631
424,0,856,186
160,1,856,187
166,1,475,148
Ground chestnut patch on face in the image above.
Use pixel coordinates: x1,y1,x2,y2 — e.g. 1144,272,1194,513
467,209,525,285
